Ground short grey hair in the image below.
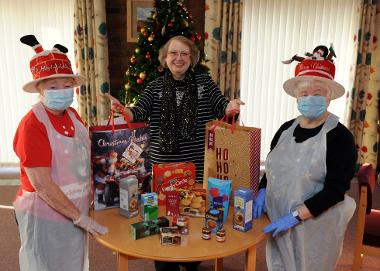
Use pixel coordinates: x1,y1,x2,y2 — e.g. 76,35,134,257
294,79,331,98
158,36,200,68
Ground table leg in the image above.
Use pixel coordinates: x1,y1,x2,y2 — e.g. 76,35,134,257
117,253,129,271
214,258,223,271
245,246,257,271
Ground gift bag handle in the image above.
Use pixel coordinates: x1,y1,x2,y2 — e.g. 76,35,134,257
211,114,237,134
107,104,132,133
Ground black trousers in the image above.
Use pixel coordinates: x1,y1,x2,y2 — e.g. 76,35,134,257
154,261,201,271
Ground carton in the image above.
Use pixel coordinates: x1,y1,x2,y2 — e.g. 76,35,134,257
233,187,253,232
159,227,183,246
119,175,139,218
130,216,169,240
153,162,196,205
141,192,158,221
205,208,224,233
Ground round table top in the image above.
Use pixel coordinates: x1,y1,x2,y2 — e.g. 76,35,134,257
90,207,269,262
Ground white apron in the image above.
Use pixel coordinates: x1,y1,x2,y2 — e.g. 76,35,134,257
14,102,91,271
265,113,356,271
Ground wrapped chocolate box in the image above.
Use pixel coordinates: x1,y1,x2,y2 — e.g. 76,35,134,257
130,216,169,240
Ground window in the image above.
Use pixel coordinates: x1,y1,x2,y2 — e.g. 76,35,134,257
240,0,359,161
0,0,75,163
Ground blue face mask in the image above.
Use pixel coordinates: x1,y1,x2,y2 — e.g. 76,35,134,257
43,88,74,110
297,95,327,119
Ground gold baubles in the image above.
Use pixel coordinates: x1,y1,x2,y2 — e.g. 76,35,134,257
139,72,146,80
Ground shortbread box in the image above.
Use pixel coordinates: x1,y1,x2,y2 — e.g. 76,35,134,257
152,162,196,205
233,187,253,232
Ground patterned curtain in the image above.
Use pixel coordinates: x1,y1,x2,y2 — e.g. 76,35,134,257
347,0,380,171
204,0,243,99
74,0,110,126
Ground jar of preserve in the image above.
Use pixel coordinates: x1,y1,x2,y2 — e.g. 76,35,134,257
216,229,226,242
202,226,211,240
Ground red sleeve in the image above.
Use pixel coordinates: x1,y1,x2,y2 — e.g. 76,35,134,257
13,111,52,167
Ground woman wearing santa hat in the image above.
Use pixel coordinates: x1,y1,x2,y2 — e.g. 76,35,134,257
13,35,108,271
253,46,356,271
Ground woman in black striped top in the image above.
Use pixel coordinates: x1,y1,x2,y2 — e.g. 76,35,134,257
108,36,244,271
109,36,243,183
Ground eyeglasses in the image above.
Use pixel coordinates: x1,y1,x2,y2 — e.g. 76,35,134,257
167,51,190,58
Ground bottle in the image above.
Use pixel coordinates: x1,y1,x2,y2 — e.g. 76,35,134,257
119,175,139,218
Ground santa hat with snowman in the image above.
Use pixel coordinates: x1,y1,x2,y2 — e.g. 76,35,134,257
282,44,345,100
20,35,86,93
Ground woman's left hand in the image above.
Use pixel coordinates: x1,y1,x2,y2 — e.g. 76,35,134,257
225,99,245,116
262,212,301,237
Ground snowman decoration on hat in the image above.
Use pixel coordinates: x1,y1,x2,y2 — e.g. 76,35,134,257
282,44,344,100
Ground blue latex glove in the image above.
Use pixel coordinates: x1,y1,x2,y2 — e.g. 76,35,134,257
252,188,266,219
262,212,300,237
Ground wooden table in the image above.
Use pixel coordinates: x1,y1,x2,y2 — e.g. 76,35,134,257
90,208,269,271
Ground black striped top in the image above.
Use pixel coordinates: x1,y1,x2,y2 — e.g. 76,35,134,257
130,73,229,182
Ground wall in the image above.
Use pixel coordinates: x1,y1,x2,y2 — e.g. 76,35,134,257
106,0,205,97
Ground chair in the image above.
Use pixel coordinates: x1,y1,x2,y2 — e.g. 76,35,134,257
352,163,380,270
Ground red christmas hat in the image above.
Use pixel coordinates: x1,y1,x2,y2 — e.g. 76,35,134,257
21,35,86,93
282,45,345,100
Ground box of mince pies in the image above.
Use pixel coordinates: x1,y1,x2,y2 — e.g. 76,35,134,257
178,189,207,217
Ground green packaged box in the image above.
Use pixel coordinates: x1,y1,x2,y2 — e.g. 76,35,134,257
141,192,158,221
130,216,170,240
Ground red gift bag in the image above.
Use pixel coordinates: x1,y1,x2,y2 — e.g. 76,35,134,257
89,112,151,210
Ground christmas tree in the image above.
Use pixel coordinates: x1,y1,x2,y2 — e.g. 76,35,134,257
123,0,208,104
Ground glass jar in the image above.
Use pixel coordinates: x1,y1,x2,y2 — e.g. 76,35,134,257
202,226,211,240
216,229,226,242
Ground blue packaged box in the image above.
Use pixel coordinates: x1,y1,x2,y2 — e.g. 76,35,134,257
233,187,253,232
141,192,158,221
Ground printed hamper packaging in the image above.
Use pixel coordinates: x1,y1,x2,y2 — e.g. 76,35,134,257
90,123,151,210
153,162,196,205
233,187,253,232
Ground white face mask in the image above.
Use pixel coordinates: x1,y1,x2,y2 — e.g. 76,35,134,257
43,88,74,110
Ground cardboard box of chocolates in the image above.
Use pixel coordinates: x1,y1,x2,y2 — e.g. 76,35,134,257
152,162,196,205
233,187,253,232
130,216,169,240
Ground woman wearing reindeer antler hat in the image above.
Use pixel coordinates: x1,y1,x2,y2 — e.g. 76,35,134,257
13,35,108,271
252,45,356,271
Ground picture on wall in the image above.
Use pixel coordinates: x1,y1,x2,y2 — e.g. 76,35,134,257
127,0,154,42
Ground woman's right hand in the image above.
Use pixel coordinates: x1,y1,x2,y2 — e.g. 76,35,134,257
73,214,108,235
104,93,134,122
104,93,125,114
